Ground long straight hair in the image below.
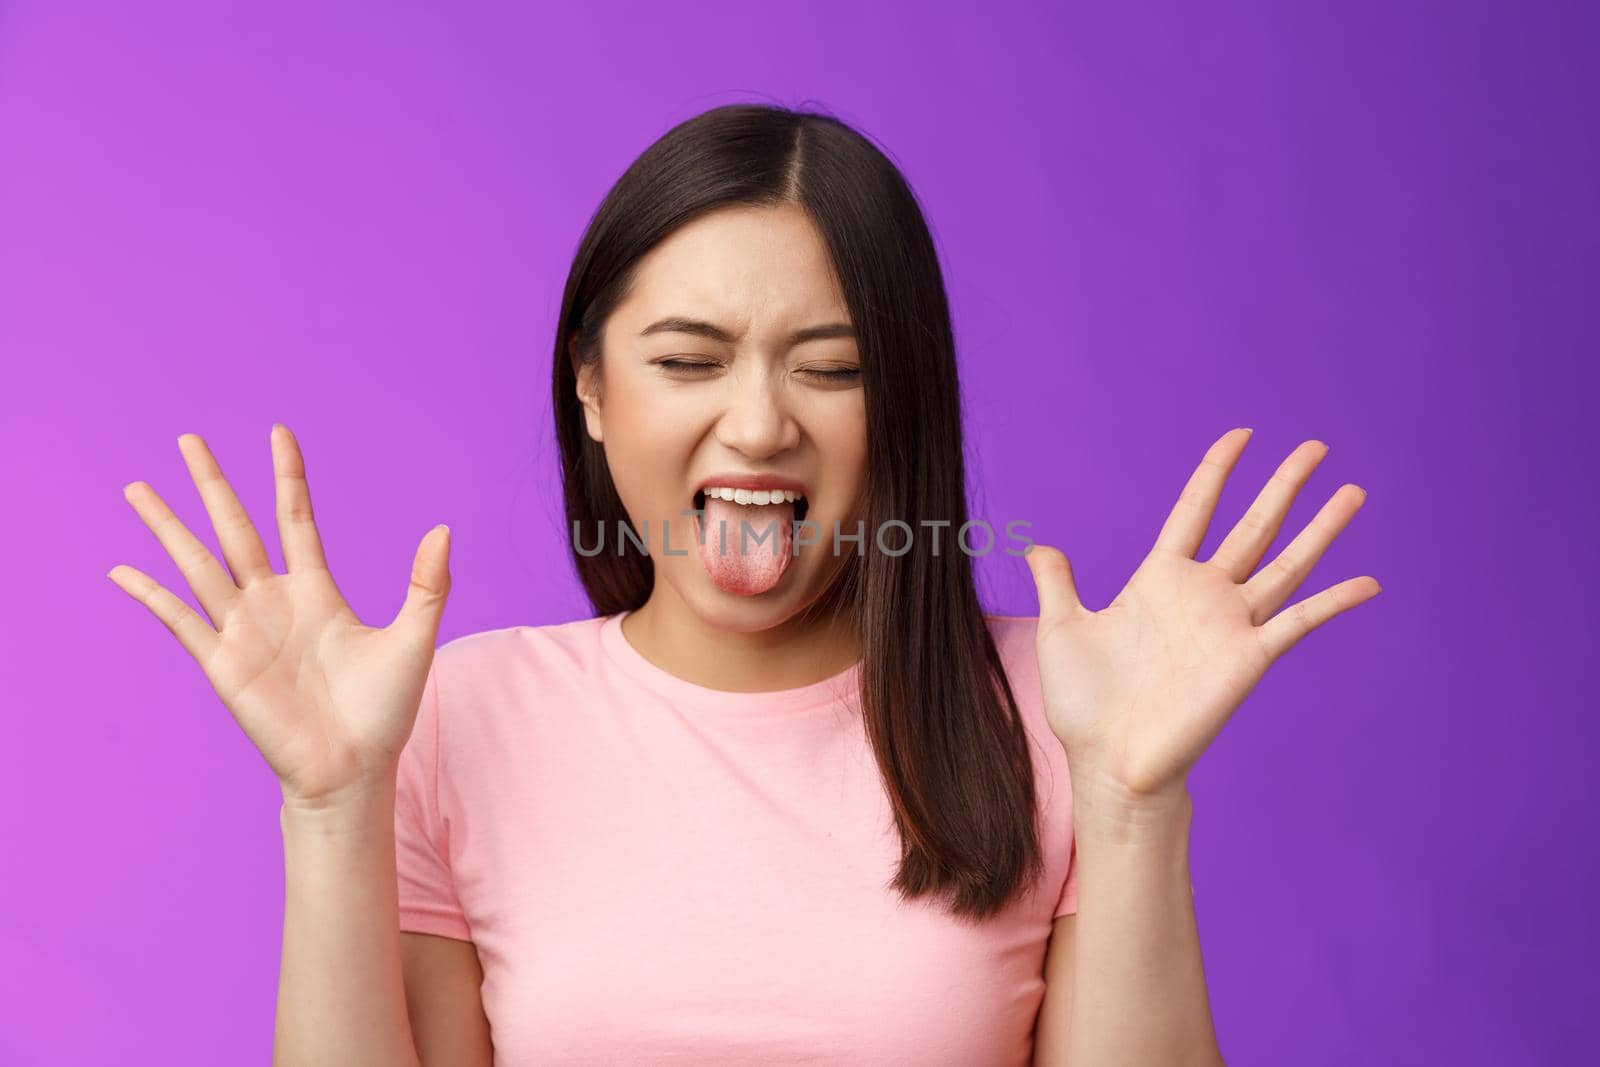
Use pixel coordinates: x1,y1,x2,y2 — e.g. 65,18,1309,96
551,103,1044,922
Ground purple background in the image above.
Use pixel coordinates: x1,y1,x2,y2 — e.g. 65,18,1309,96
3,1,1594,1063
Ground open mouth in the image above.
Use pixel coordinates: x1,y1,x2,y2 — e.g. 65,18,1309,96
693,488,809,525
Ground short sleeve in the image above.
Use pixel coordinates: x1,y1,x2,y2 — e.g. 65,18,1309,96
1053,837,1079,918
992,614,1081,921
394,654,472,940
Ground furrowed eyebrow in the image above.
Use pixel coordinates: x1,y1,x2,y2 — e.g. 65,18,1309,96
638,316,855,347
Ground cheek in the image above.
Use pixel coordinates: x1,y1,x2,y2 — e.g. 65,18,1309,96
814,404,868,476
602,375,669,453
601,384,700,517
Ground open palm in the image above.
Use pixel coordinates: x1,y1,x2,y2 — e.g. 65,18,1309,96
108,425,452,807
1024,428,1380,798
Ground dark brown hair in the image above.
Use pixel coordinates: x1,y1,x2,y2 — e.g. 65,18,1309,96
551,102,1044,922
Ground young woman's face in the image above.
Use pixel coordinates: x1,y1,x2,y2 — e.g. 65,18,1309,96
576,201,867,624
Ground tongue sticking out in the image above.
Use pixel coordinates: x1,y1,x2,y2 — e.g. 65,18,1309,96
694,495,796,596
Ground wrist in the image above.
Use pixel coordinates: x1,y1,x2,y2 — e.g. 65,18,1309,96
280,782,397,838
1068,767,1194,847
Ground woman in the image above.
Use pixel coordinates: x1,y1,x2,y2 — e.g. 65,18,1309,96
108,104,1379,1065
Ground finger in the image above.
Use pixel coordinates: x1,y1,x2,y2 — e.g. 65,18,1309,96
1241,484,1367,623
1255,575,1383,661
390,525,452,640
177,433,275,587
121,480,241,626
271,423,330,573
1024,543,1084,621
106,563,222,664
1207,439,1330,582
1153,428,1253,559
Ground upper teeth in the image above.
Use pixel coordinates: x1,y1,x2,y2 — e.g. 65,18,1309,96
700,486,804,505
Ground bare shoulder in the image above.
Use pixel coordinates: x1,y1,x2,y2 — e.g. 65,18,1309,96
400,932,494,1066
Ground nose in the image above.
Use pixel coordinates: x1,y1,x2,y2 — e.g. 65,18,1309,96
713,362,800,459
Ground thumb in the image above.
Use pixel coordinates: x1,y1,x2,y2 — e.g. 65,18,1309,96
1024,543,1084,620
393,524,452,638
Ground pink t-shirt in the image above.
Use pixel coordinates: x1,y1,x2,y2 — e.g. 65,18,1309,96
394,609,1079,1065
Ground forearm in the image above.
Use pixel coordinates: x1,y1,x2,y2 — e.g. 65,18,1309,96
1064,774,1223,1066
274,786,422,1067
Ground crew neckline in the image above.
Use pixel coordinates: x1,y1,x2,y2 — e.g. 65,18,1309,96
598,609,863,714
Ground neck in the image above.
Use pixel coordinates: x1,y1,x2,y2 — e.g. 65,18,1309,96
623,585,859,693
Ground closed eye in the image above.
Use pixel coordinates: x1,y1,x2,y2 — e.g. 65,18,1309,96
657,358,719,373
655,359,860,382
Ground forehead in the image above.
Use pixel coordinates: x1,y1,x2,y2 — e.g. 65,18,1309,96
618,203,851,333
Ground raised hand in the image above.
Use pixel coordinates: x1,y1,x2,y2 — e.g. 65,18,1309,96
107,425,452,809
1023,428,1380,804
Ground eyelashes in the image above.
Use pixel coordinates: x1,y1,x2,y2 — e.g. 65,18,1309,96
655,359,860,382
